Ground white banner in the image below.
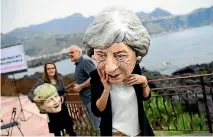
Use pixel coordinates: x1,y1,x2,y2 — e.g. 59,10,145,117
1,44,28,74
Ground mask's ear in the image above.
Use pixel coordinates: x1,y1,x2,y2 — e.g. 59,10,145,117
136,56,141,61
92,55,96,61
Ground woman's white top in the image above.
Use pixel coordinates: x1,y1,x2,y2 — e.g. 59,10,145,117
110,83,141,136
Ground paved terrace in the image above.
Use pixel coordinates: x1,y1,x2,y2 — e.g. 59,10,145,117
1,95,53,136
1,73,213,136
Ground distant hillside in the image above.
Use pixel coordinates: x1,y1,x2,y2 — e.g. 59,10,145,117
5,8,174,38
1,6,213,56
2,33,84,56
143,6,213,34
136,8,172,21
5,13,94,38
150,8,172,18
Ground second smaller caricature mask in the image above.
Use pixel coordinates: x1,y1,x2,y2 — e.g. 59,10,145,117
34,83,62,113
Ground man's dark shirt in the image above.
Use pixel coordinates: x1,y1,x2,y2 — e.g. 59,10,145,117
74,55,96,105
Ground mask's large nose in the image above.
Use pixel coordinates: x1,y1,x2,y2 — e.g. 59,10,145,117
105,55,118,73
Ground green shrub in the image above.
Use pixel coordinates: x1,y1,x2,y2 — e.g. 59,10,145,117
144,92,208,135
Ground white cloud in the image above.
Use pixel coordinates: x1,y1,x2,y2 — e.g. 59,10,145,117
1,0,213,34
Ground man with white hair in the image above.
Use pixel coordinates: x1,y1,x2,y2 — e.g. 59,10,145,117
68,45,100,133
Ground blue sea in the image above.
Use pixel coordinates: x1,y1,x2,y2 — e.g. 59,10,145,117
13,25,213,79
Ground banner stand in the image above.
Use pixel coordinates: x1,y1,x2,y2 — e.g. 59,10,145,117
1,43,43,127
11,73,43,122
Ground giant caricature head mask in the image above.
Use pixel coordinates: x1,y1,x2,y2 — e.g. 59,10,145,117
83,7,150,84
34,83,61,113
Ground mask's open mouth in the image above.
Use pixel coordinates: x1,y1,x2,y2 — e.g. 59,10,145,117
108,74,120,79
54,104,59,108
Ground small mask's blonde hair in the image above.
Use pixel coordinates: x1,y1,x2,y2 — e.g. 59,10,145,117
34,83,58,99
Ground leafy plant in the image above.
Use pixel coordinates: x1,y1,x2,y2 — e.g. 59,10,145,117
144,92,208,135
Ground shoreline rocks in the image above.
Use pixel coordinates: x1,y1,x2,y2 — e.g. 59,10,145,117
1,61,213,119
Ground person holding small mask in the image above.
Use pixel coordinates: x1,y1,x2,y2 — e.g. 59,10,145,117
28,61,76,136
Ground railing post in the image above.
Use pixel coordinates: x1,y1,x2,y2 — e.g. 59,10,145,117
200,76,213,133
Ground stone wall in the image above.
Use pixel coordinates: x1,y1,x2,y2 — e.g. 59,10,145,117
1,73,75,96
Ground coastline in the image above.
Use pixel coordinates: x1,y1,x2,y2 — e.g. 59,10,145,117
25,25,213,68
1,60,212,96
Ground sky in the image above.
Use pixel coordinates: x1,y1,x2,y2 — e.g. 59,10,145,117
1,0,213,34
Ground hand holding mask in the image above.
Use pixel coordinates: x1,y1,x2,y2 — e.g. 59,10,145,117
33,83,62,113
123,74,148,86
97,68,111,91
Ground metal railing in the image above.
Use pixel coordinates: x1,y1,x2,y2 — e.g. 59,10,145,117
65,101,95,135
65,73,213,135
65,82,97,135
146,73,213,133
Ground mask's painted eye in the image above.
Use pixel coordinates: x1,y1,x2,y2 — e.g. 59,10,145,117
96,54,107,62
115,54,128,62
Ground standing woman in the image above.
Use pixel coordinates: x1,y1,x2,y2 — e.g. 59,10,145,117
83,7,154,136
28,61,76,136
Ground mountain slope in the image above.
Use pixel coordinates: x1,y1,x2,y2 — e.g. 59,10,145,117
2,6,213,56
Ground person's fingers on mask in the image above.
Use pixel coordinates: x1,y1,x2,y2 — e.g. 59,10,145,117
127,77,138,85
127,80,137,86
106,73,109,81
99,70,105,83
40,98,46,101
122,77,128,85
123,82,128,86
97,68,103,79
102,70,106,80
37,96,45,101
127,75,135,81
102,75,107,84
38,99,45,103
123,74,134,84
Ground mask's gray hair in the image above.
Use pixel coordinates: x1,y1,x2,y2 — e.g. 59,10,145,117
83,6,150,63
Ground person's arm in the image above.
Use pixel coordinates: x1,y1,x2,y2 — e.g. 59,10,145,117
134,64,151,101
59,78,68,103
83,58,96,78
137,64,151,101
90,70,110,117
96,88,110,111
28,79,43,102
124,64,151,101
95,68,111,111
73,58,96,92
141,77,151,101
79,78,91,88
73,78,91,92
82,59,96,88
